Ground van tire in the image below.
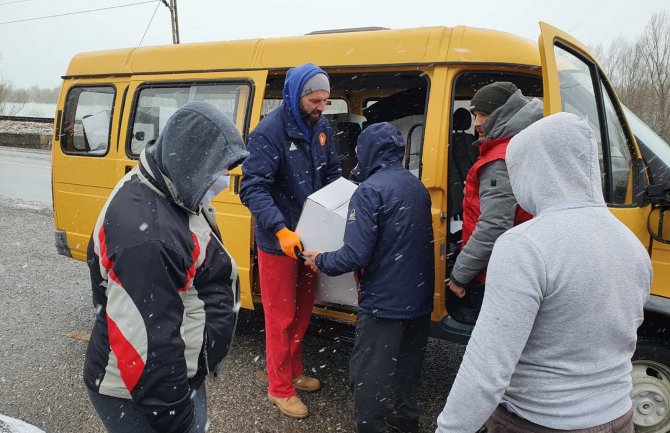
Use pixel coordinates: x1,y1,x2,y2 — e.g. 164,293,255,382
631,338,670,433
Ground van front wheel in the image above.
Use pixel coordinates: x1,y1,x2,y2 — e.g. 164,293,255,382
631,338,670,433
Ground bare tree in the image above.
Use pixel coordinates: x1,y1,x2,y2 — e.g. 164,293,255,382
0,76,26,116
640,11,670,139
599,11,670,142
606,37,649,116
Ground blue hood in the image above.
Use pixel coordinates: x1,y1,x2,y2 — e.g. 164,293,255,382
355,122,405,180
283,63,329,141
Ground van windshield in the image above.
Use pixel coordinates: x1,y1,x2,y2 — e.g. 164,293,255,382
623,105,670,185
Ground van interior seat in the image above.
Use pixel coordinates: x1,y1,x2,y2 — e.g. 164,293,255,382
333,121,361,178
452,107,478,175
453,106,472,131
448,107,479,220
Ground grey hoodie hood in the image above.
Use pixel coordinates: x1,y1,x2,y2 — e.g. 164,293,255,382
484,90,543,141
143,101,249,213
506,112,605,215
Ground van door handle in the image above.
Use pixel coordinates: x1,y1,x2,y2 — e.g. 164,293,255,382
233,176,241,194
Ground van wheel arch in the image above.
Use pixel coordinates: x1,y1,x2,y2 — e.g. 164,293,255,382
631,338,670,433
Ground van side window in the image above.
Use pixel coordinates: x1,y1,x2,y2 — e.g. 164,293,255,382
363,85,428,177
128,82,252,156
600,81,633,203
554,44,635,205
61,86,115,156
261,72,429,179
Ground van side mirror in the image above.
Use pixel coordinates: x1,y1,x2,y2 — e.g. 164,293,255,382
646,182,670,243
646,183,670,206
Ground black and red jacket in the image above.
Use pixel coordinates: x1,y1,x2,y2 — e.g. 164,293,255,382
84,102,248,433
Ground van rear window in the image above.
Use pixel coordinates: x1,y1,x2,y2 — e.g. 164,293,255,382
128,82,251,156
61,86,115,156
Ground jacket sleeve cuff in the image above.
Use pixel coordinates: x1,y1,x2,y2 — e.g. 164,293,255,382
449,272,469,288
315,253,326,273
272,223,286,236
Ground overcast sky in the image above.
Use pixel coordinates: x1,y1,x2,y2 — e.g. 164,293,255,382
0,0,668,89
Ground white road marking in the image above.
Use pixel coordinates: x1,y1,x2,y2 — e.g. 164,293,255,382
0,160,49,169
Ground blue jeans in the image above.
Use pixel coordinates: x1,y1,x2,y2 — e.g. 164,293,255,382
87,382,208,433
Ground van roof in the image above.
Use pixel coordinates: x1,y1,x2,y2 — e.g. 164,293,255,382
64,26,541,79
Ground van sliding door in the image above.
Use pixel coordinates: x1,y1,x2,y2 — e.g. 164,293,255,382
122,71,268,310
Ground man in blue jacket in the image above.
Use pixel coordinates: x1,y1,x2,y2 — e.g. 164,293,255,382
304,123,434,433
240,63,341,419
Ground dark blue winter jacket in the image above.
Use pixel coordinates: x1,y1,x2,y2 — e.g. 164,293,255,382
316,123,435,320
240,63,341,254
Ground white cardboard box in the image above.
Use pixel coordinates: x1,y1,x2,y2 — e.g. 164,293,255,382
296,177,359,307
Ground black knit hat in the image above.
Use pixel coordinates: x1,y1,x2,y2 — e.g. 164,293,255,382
469,82,518,114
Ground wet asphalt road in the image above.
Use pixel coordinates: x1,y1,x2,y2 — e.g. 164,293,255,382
0,196,466,433
0,147,52,206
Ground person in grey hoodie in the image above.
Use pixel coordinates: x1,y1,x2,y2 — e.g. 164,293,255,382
435,112,651,433
448,82,543,324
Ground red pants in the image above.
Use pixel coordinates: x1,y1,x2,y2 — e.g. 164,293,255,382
258,249,317,398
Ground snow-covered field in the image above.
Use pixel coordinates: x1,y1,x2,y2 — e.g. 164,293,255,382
0,120,53,136
2,103,56,119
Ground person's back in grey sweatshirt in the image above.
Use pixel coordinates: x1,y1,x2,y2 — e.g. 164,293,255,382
436,112,651,432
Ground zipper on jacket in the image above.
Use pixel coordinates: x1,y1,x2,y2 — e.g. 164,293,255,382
203,330,210,376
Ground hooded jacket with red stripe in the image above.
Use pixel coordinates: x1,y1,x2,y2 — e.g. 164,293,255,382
84,102,247,433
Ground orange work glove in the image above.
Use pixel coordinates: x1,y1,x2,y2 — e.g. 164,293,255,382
275,228,302,259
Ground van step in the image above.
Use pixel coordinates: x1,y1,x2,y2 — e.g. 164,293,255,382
431,315,474,344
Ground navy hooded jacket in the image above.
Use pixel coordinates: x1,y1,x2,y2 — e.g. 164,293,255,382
240,63,341,254
316,123,435,320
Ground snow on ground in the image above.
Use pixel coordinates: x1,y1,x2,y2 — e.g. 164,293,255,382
0,120,53,136
0,415,47,433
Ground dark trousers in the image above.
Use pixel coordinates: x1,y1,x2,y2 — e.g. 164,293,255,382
485,405,634,433
349,312,431,433
87,382,207,433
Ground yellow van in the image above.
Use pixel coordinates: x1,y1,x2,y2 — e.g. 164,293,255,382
51,23,670,432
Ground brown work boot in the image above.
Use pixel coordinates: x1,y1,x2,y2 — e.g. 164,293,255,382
291,374,321,392
267,393,309,419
